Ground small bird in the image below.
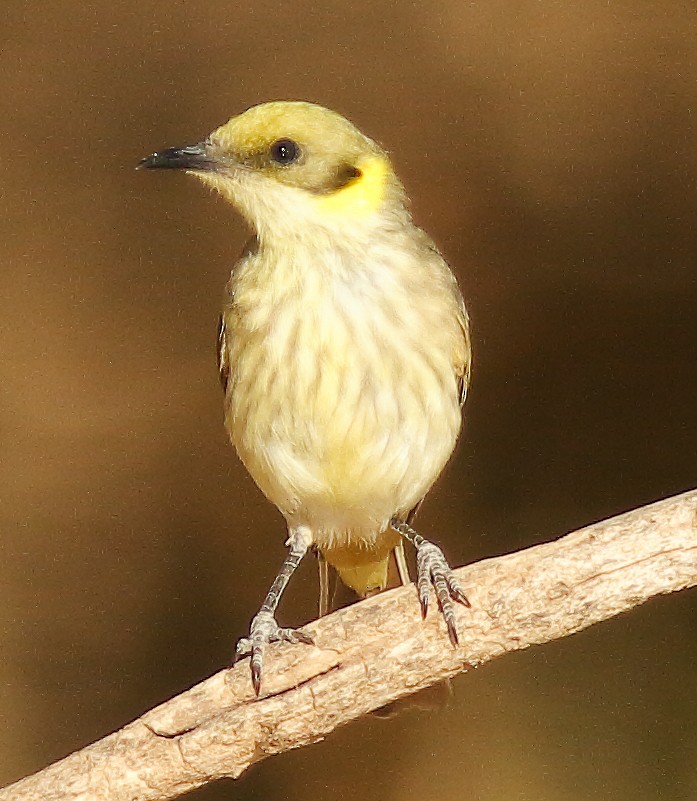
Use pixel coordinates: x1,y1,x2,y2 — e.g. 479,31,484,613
139,101,472,694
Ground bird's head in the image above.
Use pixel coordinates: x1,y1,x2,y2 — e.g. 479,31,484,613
138,101,407,244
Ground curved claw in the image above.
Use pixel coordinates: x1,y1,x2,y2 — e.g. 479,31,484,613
416,549,431,618
447,577,471,608
251,654,263,696
235,611,313,695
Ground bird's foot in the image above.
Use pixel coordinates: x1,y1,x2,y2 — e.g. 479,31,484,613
235,610,313,695
414,540,470,645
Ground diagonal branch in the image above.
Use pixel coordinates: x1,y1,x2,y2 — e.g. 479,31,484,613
2,489,696,801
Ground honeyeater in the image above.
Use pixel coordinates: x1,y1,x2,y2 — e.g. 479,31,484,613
139,101,472,693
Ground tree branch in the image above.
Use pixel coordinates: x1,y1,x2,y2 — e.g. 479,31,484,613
2,489,696,801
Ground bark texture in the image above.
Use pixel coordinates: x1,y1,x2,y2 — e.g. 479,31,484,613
2,489,696,801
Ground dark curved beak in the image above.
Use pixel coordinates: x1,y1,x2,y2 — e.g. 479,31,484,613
136,142,217,171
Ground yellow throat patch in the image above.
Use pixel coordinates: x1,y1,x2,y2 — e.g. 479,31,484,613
315,155,389,217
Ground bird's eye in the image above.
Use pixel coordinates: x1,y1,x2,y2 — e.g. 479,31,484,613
269,139,300,165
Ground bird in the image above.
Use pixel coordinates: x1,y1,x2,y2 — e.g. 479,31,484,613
138,101,472,694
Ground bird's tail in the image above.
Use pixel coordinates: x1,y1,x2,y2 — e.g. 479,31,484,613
323,530,407,599
335,557,391,598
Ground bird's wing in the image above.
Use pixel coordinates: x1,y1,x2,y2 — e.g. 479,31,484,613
399,255,471,527
455,300,472,409
423,236,472,410
216,237,259,395
216,313,229,392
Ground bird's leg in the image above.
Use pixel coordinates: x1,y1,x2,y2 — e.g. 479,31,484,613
317,551,330,617
235,527,313,695
394,540,411,586
390,518,470,646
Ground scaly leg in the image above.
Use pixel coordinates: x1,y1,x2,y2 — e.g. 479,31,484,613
236,527,313,694
390,518,470,645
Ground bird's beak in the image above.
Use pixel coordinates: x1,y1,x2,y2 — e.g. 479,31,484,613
136,142,218,171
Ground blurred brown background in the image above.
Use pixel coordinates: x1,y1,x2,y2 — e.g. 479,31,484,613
1,1,696,798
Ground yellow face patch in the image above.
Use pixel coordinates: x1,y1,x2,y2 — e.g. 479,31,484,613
314,155,389,217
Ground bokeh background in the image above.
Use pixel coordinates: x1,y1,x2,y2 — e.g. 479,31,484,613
1,1,696,798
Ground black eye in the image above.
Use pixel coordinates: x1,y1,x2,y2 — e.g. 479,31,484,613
269,139,300,165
